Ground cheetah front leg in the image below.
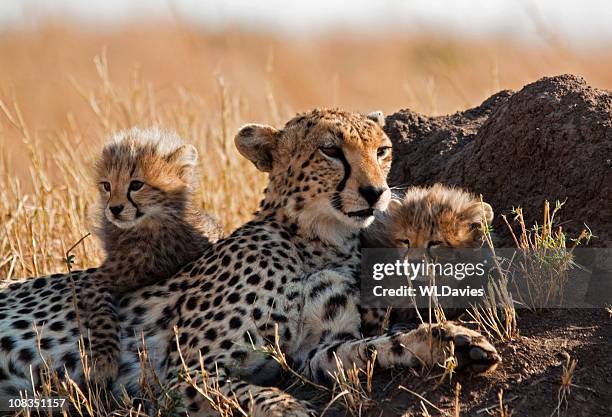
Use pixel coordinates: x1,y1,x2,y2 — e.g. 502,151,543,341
303,322,501,384
78,280,121,384
297,270,500,384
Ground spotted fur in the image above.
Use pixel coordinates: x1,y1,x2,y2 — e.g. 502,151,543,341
0,112,499,416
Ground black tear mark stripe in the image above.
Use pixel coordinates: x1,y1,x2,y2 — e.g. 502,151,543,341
126,191,138,210
126,190,144,217
336,151,351,192
330,149,351,212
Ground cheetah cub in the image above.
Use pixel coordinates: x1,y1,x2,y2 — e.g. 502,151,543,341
361,183,493,335
82,127,223,382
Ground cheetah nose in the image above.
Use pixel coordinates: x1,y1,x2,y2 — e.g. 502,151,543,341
359,186,385,206
110,205,124,216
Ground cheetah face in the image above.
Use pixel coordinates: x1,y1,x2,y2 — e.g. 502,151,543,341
235,109,393,235
309,124,392,229
98,175,183,229
98,176,149,229
97,129,198,230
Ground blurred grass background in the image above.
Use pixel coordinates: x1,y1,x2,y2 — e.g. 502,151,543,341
1,22,611,278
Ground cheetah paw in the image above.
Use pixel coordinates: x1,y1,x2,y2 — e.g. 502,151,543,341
432,322,501,374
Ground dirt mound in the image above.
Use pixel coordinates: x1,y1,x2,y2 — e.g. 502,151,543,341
385,74,612,247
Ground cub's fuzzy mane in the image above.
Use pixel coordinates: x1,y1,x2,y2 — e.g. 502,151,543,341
108,127,185,158
363,183,493,248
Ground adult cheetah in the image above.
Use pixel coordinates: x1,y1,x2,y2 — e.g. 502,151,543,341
0,110,500,416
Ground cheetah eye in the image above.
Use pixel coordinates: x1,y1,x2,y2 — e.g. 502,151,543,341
100,181,111,192
319,146,342,159
400,239,410,247
129,180,144,191
377,146,391,159
428,241,443,248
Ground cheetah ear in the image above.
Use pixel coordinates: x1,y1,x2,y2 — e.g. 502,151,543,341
234,124,280,172
165,144,198,181
165,144,198,167
171,144,198,166
463,201,494,229
386,198,403,213
367,111,385,128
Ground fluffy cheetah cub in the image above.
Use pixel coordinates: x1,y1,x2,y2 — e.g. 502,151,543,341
361,183,493,335
83,128,223,382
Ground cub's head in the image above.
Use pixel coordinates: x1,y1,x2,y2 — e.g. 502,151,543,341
235,109,392,244
363,184,493,248
96,128,197,229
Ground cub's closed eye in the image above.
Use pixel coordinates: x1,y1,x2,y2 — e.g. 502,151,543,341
377,146,391,159
129,180,144,191
319,146,342,159
428,241,443,248
100,182,111,192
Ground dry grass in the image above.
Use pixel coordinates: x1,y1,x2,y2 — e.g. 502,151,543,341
550,353,577,417
469,199,592,341
453,382,461,417
468,275,517,343
326,350,377,417
502,201,591,312
495,389,512,417
468,199,518,343
1,22,610,416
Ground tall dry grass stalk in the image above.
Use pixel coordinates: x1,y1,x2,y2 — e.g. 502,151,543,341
550,353,577,417
468,198,518,342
